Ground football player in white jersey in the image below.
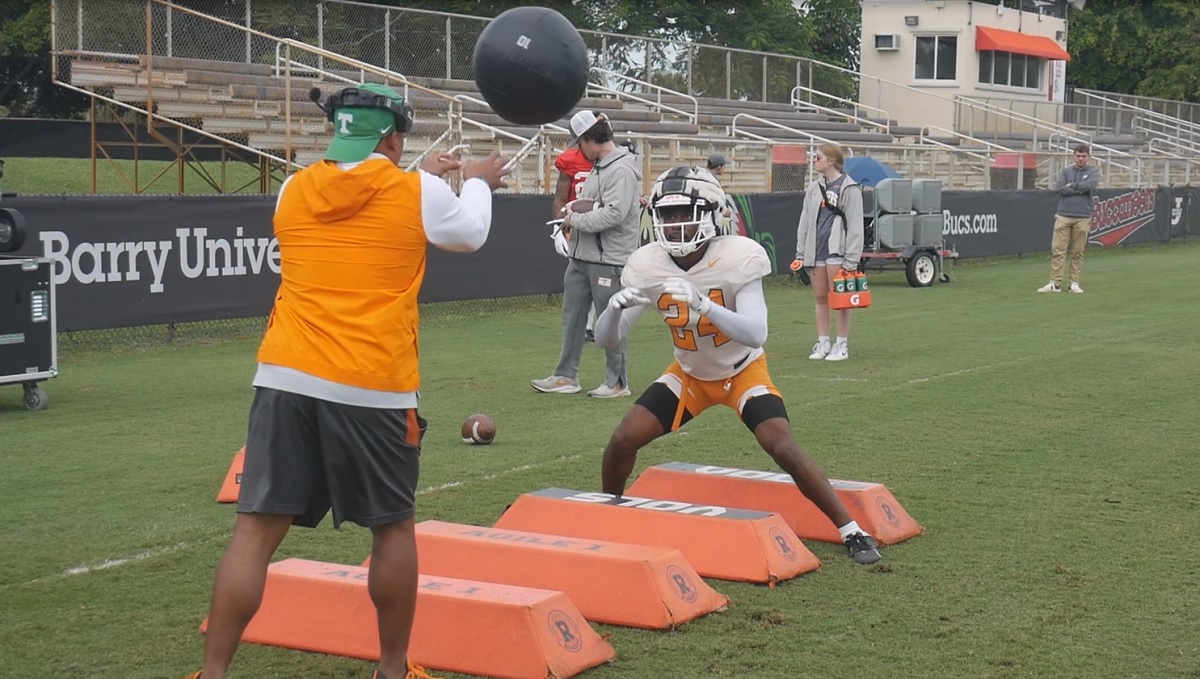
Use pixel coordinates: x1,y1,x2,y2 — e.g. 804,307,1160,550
593,166,881,565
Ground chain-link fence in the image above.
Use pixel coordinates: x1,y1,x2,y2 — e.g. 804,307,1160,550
57,316,267,352
53,0,563,193
56,0,865,106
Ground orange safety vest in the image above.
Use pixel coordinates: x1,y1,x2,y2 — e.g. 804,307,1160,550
257,158,426,392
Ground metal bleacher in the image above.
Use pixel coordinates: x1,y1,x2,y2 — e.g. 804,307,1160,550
52,0,1200,194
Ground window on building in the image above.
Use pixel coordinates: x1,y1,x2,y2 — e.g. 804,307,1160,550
979,50,1043,90
994,51,1010,86
1026,56,1041,88
1011,54,1026,87
915,35,958,81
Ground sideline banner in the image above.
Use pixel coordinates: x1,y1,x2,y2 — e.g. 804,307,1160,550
4,187,1178,331
9,195,279,331
8,194,562,330
733,189,1171,264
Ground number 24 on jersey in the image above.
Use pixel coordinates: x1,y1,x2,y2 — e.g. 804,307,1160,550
658,289,730,351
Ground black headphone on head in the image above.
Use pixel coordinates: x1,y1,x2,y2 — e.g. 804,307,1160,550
312,86,414,134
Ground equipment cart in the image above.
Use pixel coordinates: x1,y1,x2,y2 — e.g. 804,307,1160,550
859,178,958,287
0,256,57,411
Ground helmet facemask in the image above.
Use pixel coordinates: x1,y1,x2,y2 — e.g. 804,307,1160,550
649,166,724,257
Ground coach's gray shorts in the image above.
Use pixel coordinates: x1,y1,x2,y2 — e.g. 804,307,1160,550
237,387,424,528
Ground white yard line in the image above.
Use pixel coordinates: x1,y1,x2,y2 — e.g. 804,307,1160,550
12,454,579,586
906,366,978,384
417,454,582,496
15,543,187,586
417,480,464,495
794,353,1044,409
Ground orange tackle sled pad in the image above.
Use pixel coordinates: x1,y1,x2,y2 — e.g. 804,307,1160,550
627,462,923,545
215,447,244,503
364,520,727,629
200,558,614,679
492,488,819,584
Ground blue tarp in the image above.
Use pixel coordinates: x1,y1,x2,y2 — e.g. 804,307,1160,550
844,156,901,187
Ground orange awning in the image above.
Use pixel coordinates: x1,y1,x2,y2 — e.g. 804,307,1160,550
976,26,1070,61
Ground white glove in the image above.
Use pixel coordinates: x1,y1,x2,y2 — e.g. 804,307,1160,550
609,287,651,311
663,277,712,314
548,220,569,257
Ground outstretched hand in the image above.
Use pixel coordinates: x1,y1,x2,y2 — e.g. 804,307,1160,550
462,150,510,191
419,153,462,178
609,287,651,311
663,277,712,314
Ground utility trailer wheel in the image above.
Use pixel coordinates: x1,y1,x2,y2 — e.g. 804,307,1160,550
22,383,47,411
905,251,936,287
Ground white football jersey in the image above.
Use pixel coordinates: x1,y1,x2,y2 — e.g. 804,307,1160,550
623,236,772,381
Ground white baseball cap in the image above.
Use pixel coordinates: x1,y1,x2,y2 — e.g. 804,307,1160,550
568,110,607,146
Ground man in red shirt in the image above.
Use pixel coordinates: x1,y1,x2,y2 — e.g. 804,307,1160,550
551,145,596,338
551,145,594,248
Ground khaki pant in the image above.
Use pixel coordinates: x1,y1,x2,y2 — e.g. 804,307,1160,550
1049,215,1090,284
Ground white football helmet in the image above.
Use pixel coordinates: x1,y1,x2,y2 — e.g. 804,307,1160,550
649,166,725,256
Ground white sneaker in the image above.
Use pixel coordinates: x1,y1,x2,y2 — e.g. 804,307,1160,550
824,342,849,362
587,383,631,399
808,340,831,360
531,375,581,394
1069,281,1084,293
1037,281,1061,293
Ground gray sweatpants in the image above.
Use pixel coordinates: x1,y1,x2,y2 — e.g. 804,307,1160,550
555,259,627,387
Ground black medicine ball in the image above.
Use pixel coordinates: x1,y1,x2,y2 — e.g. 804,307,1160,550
472,7,589,126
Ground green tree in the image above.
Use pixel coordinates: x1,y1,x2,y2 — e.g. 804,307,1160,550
802,0,861,70
0,0,88,118
1066,0,1200,101
386,0,814,58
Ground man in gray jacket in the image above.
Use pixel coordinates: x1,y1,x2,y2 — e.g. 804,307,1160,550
1039,143,1099,293
532,111,643,398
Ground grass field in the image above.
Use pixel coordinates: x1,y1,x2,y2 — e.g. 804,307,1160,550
1,242,1198,679
1,156,283,195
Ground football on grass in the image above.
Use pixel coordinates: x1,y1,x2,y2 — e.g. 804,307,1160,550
461,413,496,445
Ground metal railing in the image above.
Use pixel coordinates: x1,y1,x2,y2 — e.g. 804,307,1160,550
587,67,698,124
919,125,1015,162
814,59,1076,153
958,96,1138,167
54,1,1058,156
74,0,845,106
53,80,298,193
790,85,890,134
1073,88,1200,128
272,52,463,173
1070,89,1200,152
452,102,542,170
731,113,838,148
960,95,1065,129
50,0,1200,194
51,0,560,191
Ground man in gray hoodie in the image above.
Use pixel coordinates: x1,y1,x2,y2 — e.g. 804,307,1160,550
1039,143,1099,293
532,111,643,398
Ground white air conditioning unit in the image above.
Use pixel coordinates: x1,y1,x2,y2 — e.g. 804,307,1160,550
874,34,901,51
